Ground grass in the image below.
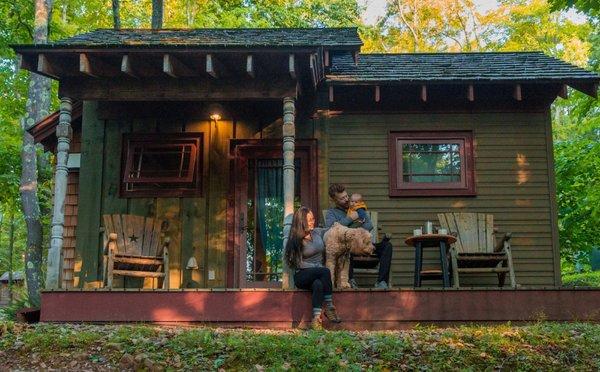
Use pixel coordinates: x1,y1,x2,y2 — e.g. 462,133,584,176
1,322,599,370
562,271,600,287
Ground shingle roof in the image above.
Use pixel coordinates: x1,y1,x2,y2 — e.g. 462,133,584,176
327,52,600,83
18,28,362,49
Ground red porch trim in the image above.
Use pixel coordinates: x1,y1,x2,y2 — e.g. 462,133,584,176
41,288,600,330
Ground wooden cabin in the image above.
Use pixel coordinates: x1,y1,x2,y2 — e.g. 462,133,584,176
13,28,600,326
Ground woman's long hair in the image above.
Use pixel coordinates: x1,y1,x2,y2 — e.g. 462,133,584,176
284,206,312,270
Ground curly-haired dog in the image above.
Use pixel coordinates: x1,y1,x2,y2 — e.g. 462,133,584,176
323,222,375,288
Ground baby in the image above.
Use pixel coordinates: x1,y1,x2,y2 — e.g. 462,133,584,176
348,193,368,223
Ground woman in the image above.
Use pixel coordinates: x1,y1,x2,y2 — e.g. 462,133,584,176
284,206,341,330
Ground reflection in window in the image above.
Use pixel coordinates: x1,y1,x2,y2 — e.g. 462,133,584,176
246,158,300,283
402,143,461,183
122,134,203,197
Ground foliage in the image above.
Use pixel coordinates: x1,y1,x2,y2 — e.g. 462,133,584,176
0,322,599,370
0,288,30,321
562,271,600,286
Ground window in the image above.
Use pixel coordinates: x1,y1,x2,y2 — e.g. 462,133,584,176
121,133,203,197
389,131,475,196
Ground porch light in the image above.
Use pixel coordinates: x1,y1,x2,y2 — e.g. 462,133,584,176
207,103,224,121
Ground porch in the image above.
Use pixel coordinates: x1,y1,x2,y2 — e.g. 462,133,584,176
41,287,600,329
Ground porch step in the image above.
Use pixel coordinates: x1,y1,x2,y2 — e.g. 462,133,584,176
112,270,165,278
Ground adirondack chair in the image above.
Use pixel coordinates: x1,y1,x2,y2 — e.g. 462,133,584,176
102,214,170,289
437,212,516,288
322,210,391,286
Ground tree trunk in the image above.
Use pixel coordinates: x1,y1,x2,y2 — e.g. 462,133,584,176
112,0,121,29
20,0,54,307
152,0,163,29
8,211,15,304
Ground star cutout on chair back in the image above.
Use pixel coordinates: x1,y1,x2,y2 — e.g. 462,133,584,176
129,234,139,243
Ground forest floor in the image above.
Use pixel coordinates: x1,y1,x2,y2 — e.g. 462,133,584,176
0,322,599,371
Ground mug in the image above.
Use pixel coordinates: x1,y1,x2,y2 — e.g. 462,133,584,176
413,228,423,236
438,228,448,235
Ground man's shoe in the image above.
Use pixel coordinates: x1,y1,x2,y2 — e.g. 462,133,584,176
349,279,358,289
374,281,389,289
311,315,323,330
324,306,342,323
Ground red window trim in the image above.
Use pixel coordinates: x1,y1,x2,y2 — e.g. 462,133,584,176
120,133,204,198
388,131,476,197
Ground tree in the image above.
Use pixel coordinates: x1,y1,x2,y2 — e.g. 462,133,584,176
20,0,54,307
152,0,163,29
112,0,121,29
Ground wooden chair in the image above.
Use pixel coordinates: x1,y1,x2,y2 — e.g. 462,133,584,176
322,210,392,287
102,214,170,289
438,212,516,288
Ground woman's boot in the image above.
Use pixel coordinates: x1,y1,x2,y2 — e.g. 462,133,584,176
324,305,341,323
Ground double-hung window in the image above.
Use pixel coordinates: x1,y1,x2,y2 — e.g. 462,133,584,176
389,131,475,196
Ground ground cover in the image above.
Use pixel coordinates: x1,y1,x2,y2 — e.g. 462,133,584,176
0,322,598,371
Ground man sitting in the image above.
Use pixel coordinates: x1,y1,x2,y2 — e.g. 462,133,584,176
324,183,393,289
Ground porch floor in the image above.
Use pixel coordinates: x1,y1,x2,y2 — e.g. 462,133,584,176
41,288,600,330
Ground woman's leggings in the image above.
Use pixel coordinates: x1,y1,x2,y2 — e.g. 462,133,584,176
294,267,333,309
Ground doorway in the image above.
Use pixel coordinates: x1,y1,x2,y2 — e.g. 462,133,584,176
229,139,317,288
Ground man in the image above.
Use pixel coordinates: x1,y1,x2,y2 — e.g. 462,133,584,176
324,183,393,289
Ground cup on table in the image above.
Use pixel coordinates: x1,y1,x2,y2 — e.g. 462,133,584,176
438,228,448,235
413,228,422,236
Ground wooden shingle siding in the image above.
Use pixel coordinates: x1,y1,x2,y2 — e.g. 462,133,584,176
325,112,558,287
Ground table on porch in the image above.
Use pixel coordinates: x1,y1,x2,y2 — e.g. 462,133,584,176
405,234,457,288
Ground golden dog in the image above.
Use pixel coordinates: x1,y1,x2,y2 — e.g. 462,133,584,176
323,222,375,288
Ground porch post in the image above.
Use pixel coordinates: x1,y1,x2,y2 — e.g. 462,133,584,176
46,97,73,290
282,97,295,289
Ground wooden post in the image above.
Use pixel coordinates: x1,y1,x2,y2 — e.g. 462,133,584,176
46,97,73,289
282,97,295,289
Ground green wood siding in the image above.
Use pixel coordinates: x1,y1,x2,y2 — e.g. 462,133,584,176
323,112,559,287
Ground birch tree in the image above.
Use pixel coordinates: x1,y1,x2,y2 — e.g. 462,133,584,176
20,0,53,307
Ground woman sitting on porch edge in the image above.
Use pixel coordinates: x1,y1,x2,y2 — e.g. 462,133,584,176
285,206,342,330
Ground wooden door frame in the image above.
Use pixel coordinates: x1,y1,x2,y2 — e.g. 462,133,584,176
227,139,318,288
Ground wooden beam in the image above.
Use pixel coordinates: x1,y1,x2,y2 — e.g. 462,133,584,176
246,55,255,78
420,85,427,102
467,84,474,102
558,84,568,99
309,54,317,88
513,84,522,101
353,51,359,65
568,81,598,98
288,54,296,79
375,85,380,102
324,50,330,67
329,86,334,103
79,53,96,77
206,54,218,78
121,55,136,77
163,54,194,78
37,54,59,79
59,76,298,101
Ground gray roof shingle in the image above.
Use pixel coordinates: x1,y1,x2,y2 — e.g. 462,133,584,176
327,52,600,83
20,28,361,49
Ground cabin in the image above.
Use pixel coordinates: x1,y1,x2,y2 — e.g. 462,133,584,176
12,28,600,328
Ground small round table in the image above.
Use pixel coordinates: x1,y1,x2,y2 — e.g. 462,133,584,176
405,234,457,288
